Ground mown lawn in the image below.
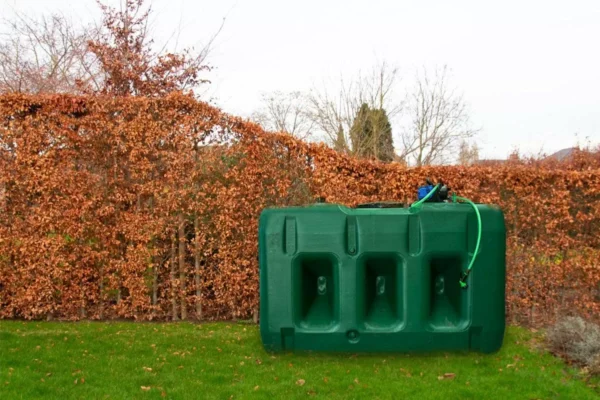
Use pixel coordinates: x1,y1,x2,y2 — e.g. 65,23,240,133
0,321,598,400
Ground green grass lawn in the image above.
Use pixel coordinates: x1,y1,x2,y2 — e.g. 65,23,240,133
0,322,598,400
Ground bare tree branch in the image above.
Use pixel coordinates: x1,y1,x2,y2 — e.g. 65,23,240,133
0,0,224,97
458,140,480,165
400,65,477,166
251,91,315,140
0,12,100,94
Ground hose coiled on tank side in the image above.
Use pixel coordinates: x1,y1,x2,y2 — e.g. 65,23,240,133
455,196,482,289
410,185,482,289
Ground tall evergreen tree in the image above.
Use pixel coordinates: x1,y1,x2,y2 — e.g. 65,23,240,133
334,124,348,153
350,103,374,158
349,103,395,162
370,108,394,162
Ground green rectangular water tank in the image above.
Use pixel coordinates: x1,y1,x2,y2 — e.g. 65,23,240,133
259,203,506,353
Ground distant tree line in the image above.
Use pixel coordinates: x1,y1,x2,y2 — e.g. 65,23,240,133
252,64,479,166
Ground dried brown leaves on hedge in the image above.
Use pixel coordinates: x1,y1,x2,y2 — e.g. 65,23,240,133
0,93,599,323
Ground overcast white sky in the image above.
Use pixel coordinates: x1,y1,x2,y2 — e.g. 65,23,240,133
2,0,599,159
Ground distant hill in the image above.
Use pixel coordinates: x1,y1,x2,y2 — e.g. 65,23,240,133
474,147,578,166
544,147,576,161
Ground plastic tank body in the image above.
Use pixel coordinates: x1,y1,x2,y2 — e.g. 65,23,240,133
259,202,506,353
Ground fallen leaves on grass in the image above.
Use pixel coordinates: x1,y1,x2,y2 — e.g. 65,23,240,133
296,379,305,386
141,386,151,391
438,373,456,380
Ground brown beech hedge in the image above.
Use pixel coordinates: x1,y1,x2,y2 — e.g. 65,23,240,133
0,93,598,325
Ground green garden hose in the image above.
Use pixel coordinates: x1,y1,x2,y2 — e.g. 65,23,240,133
409,185,482,289
454,195,482,289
